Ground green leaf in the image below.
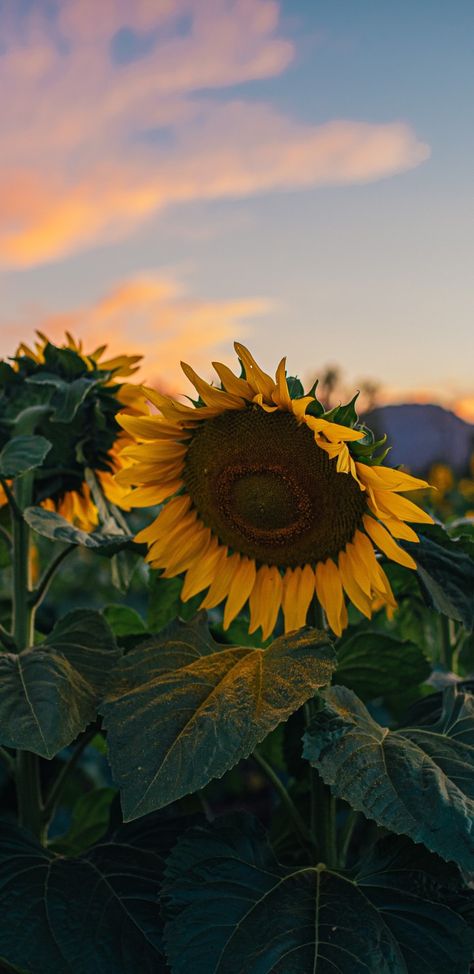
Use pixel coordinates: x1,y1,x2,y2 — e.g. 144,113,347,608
163,815,474,974
0,821,167,974
0,610,119,758
23,506,133,553
50,787,116,856
303,684,474,871
404,529,474,630
147,571,201,630
336,631,430,700
103,604,147,638
0,436,51,477
102,618,336,819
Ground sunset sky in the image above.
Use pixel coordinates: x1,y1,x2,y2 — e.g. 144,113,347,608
1,0,473,419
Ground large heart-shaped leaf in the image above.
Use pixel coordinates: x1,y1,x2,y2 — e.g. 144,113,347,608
0,610,119,758
336,631,430,700
0,821,168,974
404,528,474,630
163,814,474,974
303,684,474,871
102,617,336,820
23,506,133,553
0,435,52,477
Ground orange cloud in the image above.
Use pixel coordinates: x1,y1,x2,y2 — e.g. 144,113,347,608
1,272,271,392
0,0,430,268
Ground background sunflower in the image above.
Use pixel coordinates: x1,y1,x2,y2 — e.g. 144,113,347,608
0,332,143,530
117,343,433,637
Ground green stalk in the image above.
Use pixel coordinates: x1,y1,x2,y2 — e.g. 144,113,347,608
253,749,313,853
304,594,338,866
440,615,454,671
11,474,45,840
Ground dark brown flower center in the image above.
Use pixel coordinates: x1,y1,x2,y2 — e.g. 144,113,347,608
184,406,367,567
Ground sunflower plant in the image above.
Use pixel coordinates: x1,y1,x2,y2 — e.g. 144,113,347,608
0,340,473,974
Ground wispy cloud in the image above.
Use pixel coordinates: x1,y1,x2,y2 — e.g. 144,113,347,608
0,270,271,391
0,0,430,268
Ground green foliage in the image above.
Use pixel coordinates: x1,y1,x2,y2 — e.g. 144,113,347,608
102,617,336,819
0,820,167,974
147,571,201,630
0,341,124,505
335,630,430,700
163,814,474,974
405,526,474,630
50,787,116,856
0,436,51,478
0,610,119,758
303,684,474,871
24,506,133,553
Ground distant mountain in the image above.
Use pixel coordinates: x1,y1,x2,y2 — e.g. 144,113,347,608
364,403,474,475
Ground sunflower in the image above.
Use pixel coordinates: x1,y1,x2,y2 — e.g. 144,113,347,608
116,344,433,637
0,332,144,530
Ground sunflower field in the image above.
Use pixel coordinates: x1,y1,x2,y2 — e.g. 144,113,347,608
0,334,474,974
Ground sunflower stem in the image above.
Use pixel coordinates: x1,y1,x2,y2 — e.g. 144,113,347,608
253,750,313,853
11,475,45,841
440,615,455,671
304,595,338,867
42,727,97,826
29,544,76,609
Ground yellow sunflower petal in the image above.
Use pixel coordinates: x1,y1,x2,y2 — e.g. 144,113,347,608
234,342,276,402
223,556,257,629
181,540,226,601
212,361,255,400
351,530,386,595
282,564,315,632
181,361,245,411
356,463,430,493
134,495,192,544
249,565,283,639
290,396,315,420
305,416,365,443
271,358,292,410
315,559,347,637
200,552,240,610
370,490,434,525
338,550,372,619
123,482,183,507
363,515,417,570
368,510,420,542
117,414,183,440
161,526,212,577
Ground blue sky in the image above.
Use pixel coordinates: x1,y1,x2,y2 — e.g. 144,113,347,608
0,0,472,416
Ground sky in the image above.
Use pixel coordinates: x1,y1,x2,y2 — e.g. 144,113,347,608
0,0,473,419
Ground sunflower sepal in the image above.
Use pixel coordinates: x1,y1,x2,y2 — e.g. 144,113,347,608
321,392,360,428
286,376,305,399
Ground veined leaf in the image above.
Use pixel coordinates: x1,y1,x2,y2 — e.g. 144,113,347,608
303,684,474,872
0,435,51,477
335,631,430,700
163,814,474,974
102,617,336,820
0,821,167,974
0,610,119,758
404,528,474,630
23,506,133,553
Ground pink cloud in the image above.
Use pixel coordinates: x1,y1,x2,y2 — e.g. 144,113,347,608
0,0,430,268
1,271,271,392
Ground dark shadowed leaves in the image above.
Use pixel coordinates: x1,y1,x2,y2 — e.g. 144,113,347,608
303,684,474,872
0,820,169,974
335,630,430,699
163,814,474,974
0,610,119,758
404,528,474,630
0,435,51,477
102,617,336,819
